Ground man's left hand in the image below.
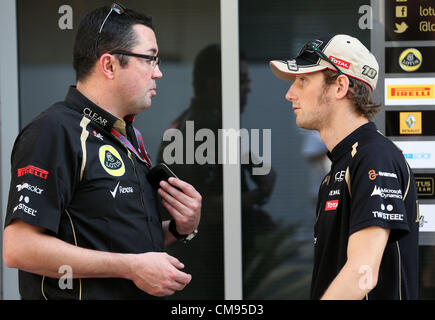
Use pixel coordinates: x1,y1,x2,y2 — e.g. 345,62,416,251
158,177,202,235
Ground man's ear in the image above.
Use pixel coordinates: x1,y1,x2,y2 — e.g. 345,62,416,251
98,53,117,80
335,74,351,99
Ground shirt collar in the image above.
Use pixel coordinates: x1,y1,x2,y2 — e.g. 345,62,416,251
327,122,377,162
65,86,135,137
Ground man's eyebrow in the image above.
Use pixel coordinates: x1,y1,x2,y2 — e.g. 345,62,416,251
146,48,158,54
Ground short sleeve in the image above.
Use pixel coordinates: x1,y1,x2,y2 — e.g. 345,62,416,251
348,145,410,242
5,115,80,233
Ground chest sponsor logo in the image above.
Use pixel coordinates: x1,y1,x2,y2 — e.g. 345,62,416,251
385,78,435,105
394,141,435,168
368,170,398,180
13,195,37,216
17,165,49,180
83,107,108,127
400,112,422,134
99,145,125,177
370,185,403,199
16,182,43,195
109,181,134,198
372,204,404,221
92,130,104,141
325,200,339,211
329,189,340,196
334,170,346,182
399,48,423,72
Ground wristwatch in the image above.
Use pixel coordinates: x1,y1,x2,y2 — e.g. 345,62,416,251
168,219,198,243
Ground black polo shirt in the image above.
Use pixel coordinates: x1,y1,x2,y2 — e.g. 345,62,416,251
311,122,419,300
5,86,164,300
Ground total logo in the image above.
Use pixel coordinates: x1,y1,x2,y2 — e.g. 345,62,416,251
325,200,339,211
329,56,351,70
16,182,44,195
13,195,37,217
109,181,134,198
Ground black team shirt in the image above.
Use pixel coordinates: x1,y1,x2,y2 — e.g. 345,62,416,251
311,122,419,300
5,86,163,299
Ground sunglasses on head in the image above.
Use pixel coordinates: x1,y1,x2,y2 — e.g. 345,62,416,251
299,42,353,87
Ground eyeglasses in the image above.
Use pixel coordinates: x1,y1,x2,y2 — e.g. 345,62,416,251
110,50,161,68
299,42,353,87
94,3,126,59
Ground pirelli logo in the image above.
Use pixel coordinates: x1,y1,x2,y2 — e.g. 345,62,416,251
387,85,434,99
414,174,435,199
17,165,49,180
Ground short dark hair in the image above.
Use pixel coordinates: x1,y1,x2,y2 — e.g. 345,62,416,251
322,69,381,119
73,5,154,82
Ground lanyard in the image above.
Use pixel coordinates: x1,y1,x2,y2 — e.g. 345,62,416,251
111,126,152,167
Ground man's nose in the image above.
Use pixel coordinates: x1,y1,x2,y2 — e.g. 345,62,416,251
285,83,296,102
153,64,163,79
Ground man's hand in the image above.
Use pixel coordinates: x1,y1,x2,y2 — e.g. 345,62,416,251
127,252,192,296
158,177,202,235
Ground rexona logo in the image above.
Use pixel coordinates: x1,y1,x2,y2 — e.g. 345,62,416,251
325,200,339,211
387,85,434,99
329,56,351,69
99,145,125,177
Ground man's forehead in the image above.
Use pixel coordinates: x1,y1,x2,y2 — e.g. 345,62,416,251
132,24,158,53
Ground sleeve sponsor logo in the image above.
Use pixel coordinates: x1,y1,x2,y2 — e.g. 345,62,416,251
99,145,125,177
16,182,44,195
368,170,398,180
329,56,351,69
370,185,403,199
400,112,422,134
399,48,423,72
325,200,339,211
13,195,37,216
17,165,49,180
372,204,404,221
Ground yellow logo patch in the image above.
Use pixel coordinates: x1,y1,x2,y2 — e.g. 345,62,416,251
99,145,125,177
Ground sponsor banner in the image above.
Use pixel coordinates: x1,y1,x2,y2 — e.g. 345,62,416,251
385,110,435,136
385,0,435,41
386,47,435,73
414,174,435,199
385,78,435,106
419,204,435,232
393,141,435,169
